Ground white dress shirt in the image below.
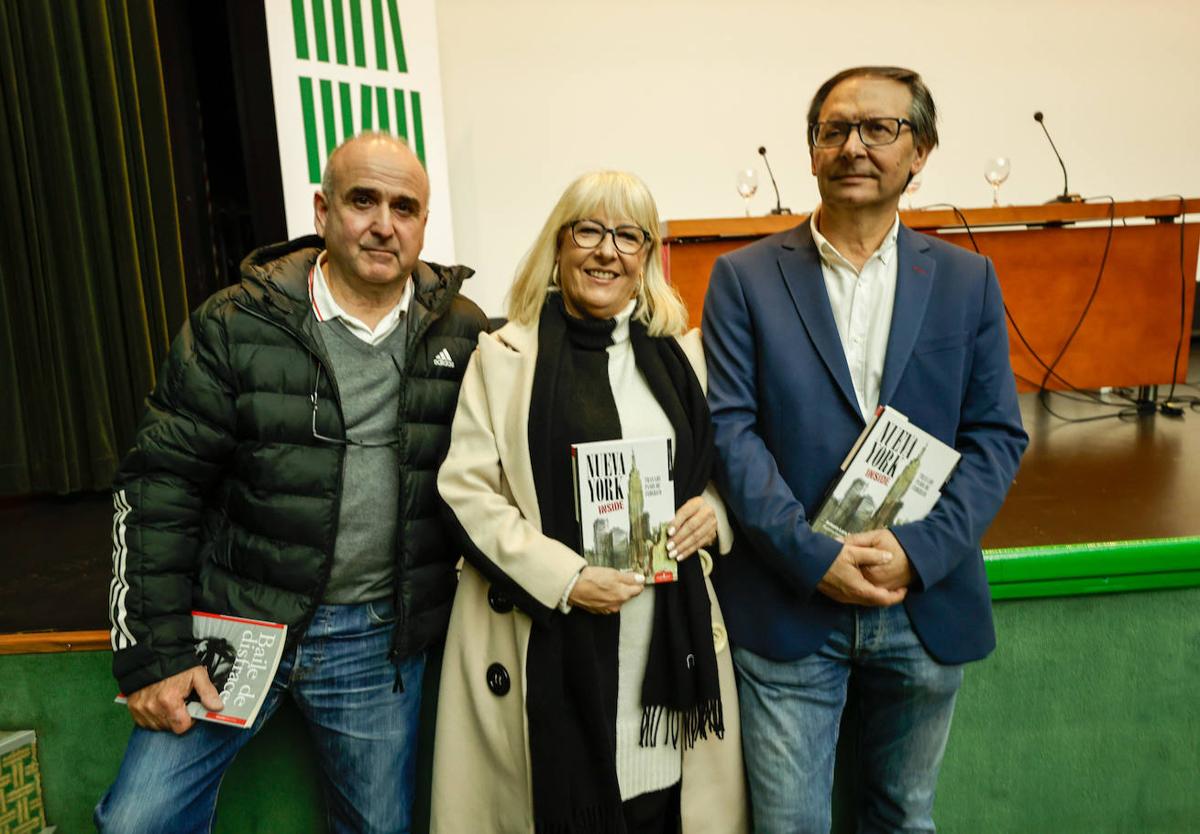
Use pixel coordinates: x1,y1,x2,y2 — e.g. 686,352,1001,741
309,252,413,345
809,210,901,420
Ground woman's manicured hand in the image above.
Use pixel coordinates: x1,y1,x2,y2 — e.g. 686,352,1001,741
568,566,645,614
667,496,717,562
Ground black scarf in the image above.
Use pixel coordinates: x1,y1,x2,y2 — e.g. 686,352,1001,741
526,294,723,834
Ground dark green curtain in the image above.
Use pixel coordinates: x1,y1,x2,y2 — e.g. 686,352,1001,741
0,0,188,494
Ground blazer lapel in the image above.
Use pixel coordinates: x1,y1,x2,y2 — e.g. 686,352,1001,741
879,226,935,407
777,224,861,418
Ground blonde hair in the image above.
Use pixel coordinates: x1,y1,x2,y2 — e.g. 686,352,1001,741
506,170,688,337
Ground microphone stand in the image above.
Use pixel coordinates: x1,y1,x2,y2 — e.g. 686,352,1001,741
758,146,791,215
1033,112,1082,203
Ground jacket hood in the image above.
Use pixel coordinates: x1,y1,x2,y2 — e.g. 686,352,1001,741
237,235,475,322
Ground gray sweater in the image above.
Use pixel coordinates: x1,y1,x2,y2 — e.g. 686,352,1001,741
317,313,411,604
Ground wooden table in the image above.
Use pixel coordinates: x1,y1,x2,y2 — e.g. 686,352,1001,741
662,200,1200,391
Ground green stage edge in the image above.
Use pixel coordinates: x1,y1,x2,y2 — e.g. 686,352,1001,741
984,536,1200,599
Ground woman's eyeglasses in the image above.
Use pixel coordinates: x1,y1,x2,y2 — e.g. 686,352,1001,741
567,219,650,255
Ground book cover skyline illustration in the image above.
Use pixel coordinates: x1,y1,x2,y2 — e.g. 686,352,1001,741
572,436,678,584
812,406,961,539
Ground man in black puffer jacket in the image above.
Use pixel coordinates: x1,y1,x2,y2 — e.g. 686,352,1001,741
96,133,487,833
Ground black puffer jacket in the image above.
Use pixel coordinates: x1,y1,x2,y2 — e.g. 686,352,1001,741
109,236,487,695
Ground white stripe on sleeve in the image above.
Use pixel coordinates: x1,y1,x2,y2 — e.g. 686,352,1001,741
108,490,136,651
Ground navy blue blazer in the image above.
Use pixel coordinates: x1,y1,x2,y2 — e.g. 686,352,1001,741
702,222,1027,665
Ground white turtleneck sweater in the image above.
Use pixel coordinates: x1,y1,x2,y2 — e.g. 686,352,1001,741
599,299,683,800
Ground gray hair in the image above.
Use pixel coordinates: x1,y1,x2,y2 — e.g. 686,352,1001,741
806,66,939,152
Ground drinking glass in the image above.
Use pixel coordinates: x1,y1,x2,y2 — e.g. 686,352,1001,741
736,169,758,216
984,157,1011,207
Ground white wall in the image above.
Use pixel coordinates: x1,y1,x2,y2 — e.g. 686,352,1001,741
436,0,1200,315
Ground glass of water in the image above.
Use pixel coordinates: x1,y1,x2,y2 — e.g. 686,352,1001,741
984,158,1011,207
736,168,758,216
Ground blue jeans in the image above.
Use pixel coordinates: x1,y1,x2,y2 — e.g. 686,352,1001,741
734,603,963,834
95,600,425,834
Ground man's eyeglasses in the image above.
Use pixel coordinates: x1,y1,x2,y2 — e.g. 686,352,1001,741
567,220,650,255
809,118,914,148
311,364,397,448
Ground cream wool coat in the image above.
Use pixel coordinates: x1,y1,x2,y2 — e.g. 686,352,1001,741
431,318,749,834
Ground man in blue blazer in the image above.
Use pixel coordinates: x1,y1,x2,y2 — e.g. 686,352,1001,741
703,66,1027,833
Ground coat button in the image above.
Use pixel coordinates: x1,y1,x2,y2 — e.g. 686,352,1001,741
486,663,510,696
488,586,514,613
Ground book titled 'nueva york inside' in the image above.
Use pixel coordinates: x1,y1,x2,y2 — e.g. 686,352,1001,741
572,436,678,584
812,406,961,539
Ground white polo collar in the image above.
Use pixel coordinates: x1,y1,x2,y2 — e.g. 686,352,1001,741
308,252,413,345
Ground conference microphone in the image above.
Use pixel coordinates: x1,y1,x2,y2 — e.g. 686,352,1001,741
758,146,792,215
1032,111,1081,203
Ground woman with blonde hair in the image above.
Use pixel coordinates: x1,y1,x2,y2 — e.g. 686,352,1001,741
431,171,747,833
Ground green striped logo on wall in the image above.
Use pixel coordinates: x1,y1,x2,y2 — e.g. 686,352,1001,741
290,0,425,184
